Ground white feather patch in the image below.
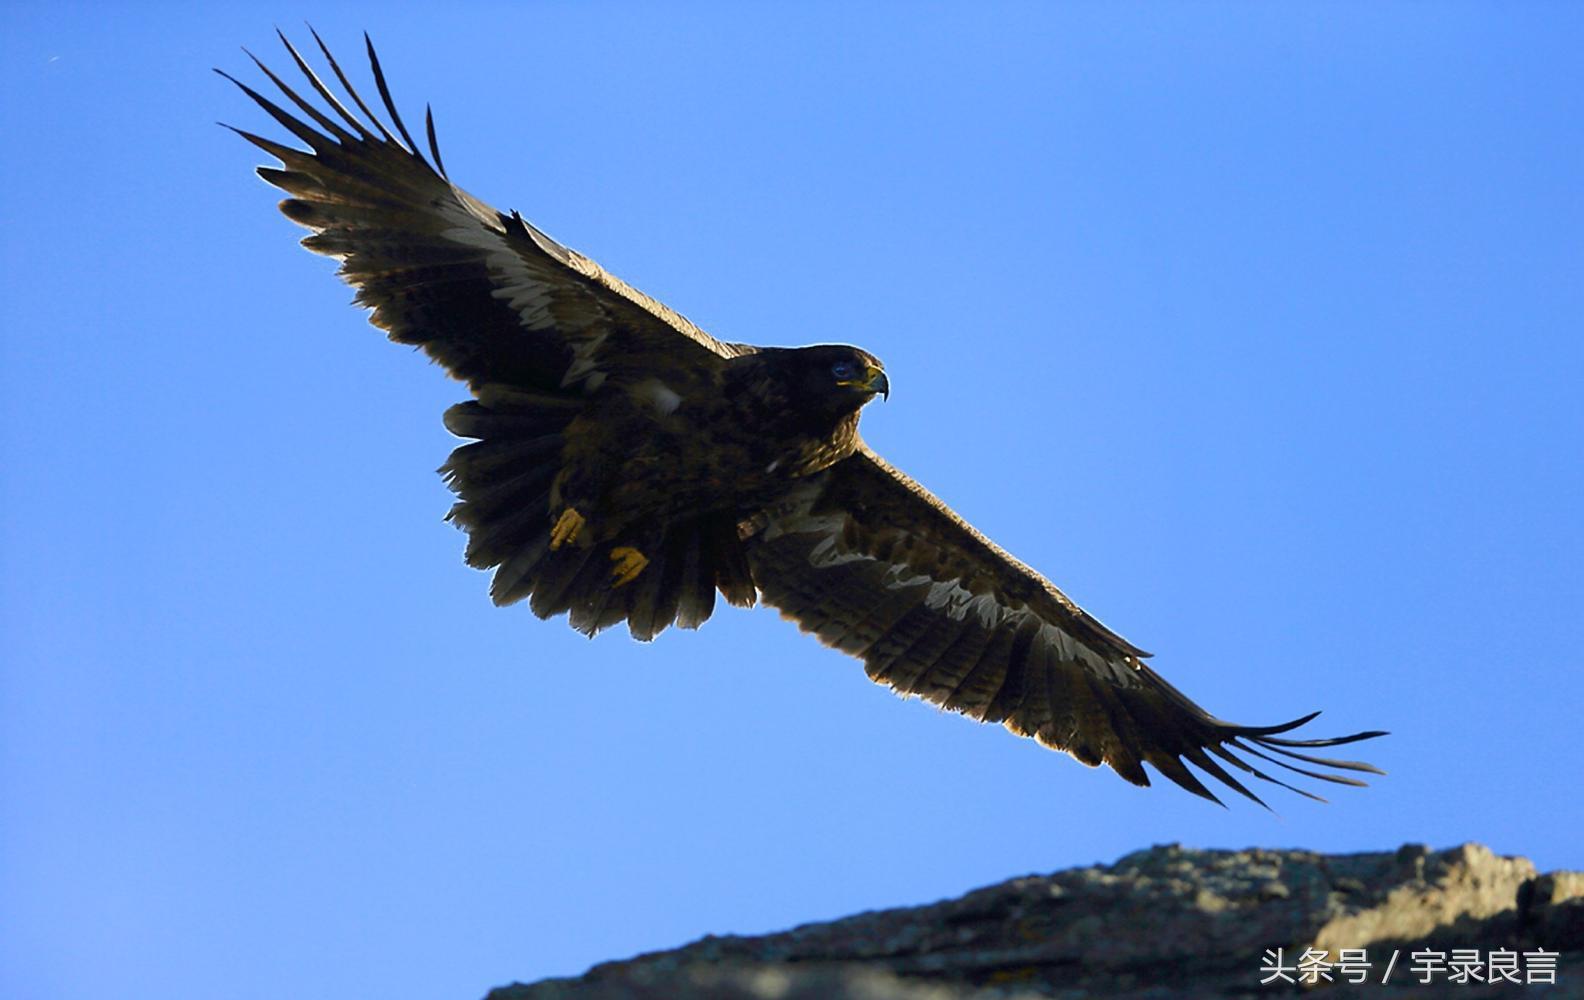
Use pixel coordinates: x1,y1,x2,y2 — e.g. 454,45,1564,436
775,503,1134,684
560,331,609,389
438,206,558,331
923,578,1005,628
1037,621,1134,683
436,201,611,390
635,378,683,416
807,532,868,569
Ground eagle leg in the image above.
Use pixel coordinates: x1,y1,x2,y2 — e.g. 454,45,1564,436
550,507,586,551
609,546,650,588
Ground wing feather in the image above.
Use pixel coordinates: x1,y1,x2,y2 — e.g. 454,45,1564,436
746,443,1386,805
223,32,745,399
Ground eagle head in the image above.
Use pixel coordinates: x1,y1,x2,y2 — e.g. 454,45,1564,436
794,345,890,411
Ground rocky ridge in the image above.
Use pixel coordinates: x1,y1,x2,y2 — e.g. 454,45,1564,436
489,843,1583,998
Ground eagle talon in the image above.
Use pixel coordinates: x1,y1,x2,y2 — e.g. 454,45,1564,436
550,507,586,550
609,546,649,588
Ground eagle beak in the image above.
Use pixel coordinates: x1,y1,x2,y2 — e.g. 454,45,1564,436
837,363,890,400
864,367,890,401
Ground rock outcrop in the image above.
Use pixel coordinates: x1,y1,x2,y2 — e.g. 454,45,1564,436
489,844,1583,998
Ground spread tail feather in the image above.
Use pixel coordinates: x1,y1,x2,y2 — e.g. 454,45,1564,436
440,388,756,639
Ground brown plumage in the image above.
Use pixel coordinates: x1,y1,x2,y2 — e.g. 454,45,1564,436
223,32,1386,806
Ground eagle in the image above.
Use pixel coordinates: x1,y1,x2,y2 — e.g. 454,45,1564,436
222,31,1384,807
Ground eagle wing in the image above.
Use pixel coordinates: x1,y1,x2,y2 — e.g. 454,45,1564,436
746,443,1385,806
220,31,745,400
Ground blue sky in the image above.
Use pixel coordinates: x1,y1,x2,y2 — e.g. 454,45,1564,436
3,4,1580,998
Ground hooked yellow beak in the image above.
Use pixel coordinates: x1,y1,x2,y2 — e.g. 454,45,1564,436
838,364,890,400
866,367,890,400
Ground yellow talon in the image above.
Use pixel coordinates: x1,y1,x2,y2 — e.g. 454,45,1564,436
609,546,649,588
550,507,586,550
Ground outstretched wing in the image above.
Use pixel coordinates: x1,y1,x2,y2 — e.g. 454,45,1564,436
745,444,1386,806
220,30,746,399
222,32,766,639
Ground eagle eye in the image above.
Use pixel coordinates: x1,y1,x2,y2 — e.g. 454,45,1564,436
831,361,859,380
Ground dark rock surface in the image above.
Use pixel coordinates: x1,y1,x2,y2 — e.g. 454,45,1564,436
489,844,1583,999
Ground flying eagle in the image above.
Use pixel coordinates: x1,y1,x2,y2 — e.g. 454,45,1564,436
222,32,1384,806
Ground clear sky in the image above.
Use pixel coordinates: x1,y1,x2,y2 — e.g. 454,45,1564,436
3,4,1581,999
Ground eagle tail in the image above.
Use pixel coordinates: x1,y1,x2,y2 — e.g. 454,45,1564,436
536,517,754,640
441,388,756,640
439,388,576,597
